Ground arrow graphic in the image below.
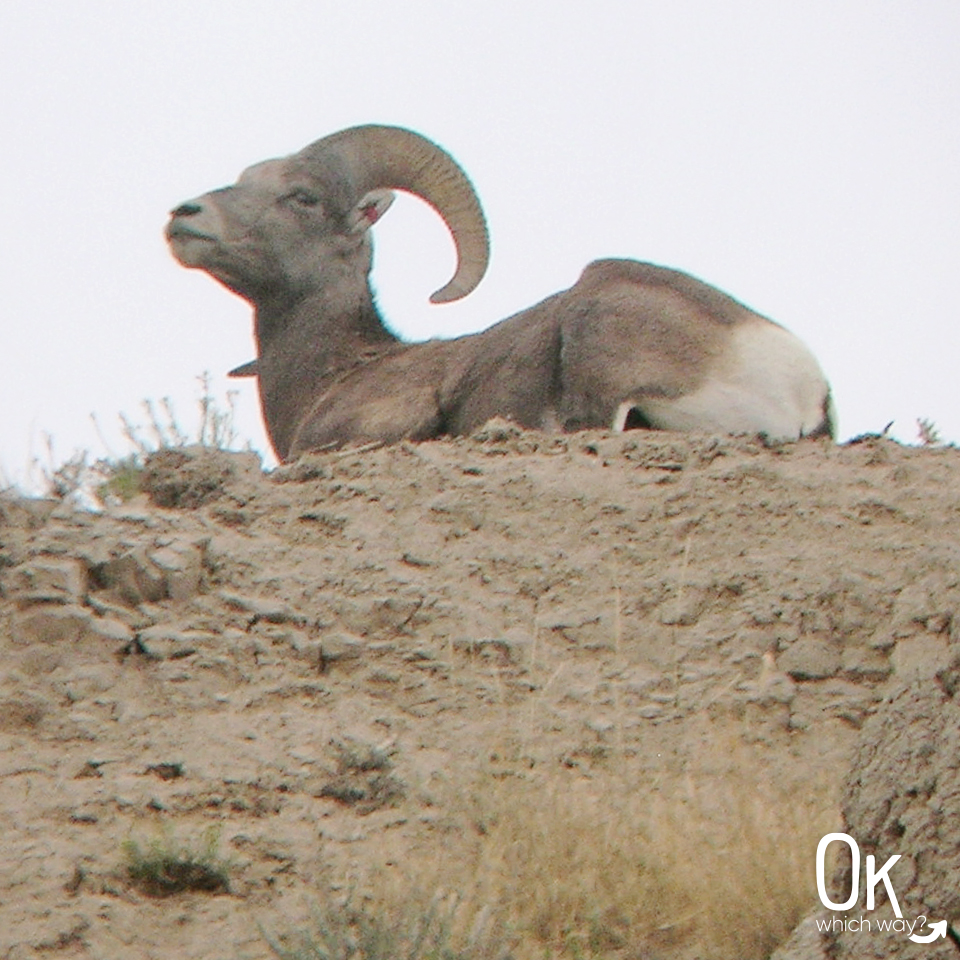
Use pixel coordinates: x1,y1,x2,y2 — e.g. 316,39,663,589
909,919,947,943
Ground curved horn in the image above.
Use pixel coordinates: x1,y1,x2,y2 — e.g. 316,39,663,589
298,125,489,303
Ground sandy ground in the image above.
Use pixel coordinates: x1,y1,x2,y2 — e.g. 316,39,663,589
2,426,959,959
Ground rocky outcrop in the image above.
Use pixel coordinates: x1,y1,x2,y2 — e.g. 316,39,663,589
824,666,960,959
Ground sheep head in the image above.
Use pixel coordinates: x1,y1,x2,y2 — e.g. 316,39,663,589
166,125,490,308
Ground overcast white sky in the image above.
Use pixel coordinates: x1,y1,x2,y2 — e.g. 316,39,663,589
2,1,959,487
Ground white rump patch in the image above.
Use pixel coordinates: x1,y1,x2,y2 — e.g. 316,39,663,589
622,323,830,441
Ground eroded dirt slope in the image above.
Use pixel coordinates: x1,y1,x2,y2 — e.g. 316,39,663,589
2,426,959,959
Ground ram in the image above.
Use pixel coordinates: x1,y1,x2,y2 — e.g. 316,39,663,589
166,124,834,461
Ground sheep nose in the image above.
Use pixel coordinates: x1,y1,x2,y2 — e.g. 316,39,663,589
171,201,203,218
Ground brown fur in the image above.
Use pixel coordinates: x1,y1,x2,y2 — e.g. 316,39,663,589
166,128,833,460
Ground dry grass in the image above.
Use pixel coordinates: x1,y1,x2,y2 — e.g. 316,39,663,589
482,772,829,958
916,417,943,446
264,891,512,960
297,733,838,960
20,371,251,508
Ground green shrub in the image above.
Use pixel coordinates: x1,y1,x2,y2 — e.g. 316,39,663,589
122,826,231,897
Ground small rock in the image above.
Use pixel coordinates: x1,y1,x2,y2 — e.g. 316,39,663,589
541,604,607,646
936,648,960,696
840,645,892,680
337,595,424,637
11,604,94,645
85,594,153,628
97,548,166,605
401,552,433,568
87,617,136,645
136,625,202,659
15,647,64,675
658,589,707,626
891,635,951,681
585,716,614,735
96,539,205,606
64,664,121,700
321,633,366,663
276,629,321,661
451,635,528,662
779,638,842,680
221,592,301,624
742,657,797,705
146,762,184,780
0,691,49,729
4,559,87,607
147,540,205,601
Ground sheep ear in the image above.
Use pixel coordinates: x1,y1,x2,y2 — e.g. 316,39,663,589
349,189,395,234
228,359,258,378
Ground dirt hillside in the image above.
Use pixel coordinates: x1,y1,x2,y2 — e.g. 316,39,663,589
2,426,958,960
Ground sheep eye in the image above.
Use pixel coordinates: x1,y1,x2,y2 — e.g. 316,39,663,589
287,189,320,207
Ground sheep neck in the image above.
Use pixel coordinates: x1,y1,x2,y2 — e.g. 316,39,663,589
253,290,402,460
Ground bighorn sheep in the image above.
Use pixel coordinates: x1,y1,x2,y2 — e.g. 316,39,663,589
166,124,834,461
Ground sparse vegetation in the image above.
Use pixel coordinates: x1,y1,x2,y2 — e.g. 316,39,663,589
330,737,396,774
32,372,253,508
417,761,835,960
122,826,231,897
270,740,837,960
317,738,407,814
264,892,512,960
108,371,240,456
917,417,942,446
